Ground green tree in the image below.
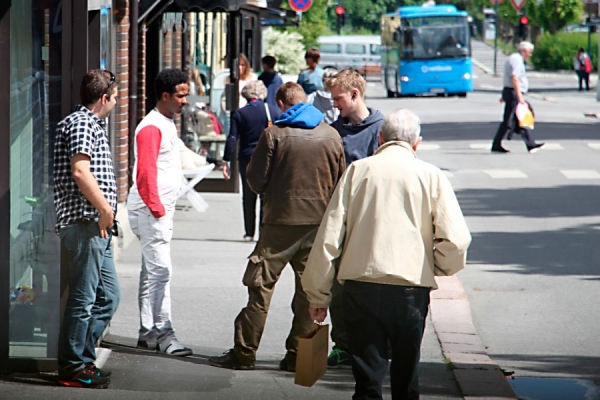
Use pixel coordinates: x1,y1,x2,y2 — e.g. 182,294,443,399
283,0,329,49
530,0,582,33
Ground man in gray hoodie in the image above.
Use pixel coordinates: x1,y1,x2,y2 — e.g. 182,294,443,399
326,69,385,368
330,69,385,167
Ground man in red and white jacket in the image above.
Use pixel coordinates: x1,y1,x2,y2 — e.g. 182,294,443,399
127,69,192,356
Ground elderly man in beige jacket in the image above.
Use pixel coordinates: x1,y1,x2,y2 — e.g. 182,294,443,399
302,109,471,400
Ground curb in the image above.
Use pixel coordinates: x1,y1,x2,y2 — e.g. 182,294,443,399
430,276,517,399
473,58,495,76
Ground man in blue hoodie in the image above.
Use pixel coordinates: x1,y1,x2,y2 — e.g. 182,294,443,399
327,69,385,368
209,82,346,372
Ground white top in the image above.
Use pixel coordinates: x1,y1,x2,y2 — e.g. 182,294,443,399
503,52,528,93
127,109,182,213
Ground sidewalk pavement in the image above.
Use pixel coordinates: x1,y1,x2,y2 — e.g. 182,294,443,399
0,193,516,399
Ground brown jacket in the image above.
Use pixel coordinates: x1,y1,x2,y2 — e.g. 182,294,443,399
247,121,346,225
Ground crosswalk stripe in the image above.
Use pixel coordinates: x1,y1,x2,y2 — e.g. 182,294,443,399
560,170,600,179
470,144,490,149
419,144,440,150
539,143,563,150
443,170,454,178
588,143,600,149
484,170,528,178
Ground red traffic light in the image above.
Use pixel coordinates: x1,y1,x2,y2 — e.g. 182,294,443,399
335,5,345,15
520,16,529,25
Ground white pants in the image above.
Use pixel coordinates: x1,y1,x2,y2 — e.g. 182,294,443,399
129,207,176,344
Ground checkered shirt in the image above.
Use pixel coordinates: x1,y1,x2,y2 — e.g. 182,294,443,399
53,105,117,229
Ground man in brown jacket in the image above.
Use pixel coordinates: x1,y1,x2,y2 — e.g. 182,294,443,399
209,82,346,372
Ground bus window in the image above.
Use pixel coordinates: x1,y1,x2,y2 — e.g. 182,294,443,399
370,44,381,55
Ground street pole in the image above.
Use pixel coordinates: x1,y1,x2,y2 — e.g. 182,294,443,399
493,1,499,75
587,3,592,56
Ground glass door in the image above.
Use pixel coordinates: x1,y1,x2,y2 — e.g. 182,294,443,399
9,0,62,360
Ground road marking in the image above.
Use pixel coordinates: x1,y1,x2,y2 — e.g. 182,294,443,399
561,170,600,179
538,143,563,150
419,144,440,150
470,143,490,149
588,142,600,149
484,170,528,178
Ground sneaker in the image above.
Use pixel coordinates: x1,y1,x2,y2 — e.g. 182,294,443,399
528,143,544,153
58,368,110,389
327,348,352,369
209,349,255,370
87,364,111,378
279,355,296,372
491,146,509,153
243,235,254,242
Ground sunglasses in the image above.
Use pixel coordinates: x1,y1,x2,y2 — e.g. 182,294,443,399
106,70,116,94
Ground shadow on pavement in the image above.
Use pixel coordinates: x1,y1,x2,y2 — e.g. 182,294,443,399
422,122,598,141
457,185,600,219
491,353,600,384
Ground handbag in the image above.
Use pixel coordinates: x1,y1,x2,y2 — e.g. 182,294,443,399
295,323,329,387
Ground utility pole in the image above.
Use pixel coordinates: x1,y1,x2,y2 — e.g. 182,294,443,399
493,1,499,76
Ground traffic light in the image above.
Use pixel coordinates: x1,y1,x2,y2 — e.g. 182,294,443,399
335,5,345,34
517,15,529,40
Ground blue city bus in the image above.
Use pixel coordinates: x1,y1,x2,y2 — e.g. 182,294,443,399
381,5,473,97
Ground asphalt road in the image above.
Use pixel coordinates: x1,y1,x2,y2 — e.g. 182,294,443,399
366,73,600,394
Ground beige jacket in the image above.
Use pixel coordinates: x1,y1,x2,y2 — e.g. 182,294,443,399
301,141,472,308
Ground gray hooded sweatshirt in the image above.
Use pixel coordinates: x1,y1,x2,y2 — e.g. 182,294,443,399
307,90,340,125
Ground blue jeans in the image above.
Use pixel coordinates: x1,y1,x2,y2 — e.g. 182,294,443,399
58,220,120,377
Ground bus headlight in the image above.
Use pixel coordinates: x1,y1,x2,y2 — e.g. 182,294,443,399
400,76,410,82
462,73,471,80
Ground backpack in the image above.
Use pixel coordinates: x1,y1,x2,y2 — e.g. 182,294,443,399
585,55,593,74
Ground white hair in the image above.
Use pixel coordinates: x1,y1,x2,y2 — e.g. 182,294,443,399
380,109,421,145
518,41,534,52
241,80,267,101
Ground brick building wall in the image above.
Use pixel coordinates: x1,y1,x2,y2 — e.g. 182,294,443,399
114,0,130,203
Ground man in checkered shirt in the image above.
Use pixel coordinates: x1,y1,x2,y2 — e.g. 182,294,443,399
53,69,120,389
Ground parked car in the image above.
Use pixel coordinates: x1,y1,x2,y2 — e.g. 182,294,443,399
317,35,381,77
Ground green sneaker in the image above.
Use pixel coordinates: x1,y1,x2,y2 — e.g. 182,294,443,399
327,348,352,369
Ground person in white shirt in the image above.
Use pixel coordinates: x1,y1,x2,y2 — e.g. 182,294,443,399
302,109,471,399
491,41,544,153
127,69,193,356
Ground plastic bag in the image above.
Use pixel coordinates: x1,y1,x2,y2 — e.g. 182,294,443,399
516,102,534,129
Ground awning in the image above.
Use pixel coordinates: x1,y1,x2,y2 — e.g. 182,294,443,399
140,0,297,26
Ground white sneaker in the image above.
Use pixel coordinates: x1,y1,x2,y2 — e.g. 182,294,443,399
243,235,253,242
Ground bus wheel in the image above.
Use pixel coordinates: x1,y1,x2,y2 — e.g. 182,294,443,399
387,90,396,98
458,92,467,98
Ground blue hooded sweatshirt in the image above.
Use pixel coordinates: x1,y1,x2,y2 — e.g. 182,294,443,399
331,107,385,166
275,103,324,129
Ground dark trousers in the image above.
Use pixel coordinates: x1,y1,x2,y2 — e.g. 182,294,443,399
238,156,263,237
329,270,349,351
576,70,590,90
343,280,430,400
492,87,537,150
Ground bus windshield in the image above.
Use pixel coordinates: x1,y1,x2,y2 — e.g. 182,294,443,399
401,16,470,60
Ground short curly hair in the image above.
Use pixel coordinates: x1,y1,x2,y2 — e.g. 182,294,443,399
154,68,188,101
241,80,267,101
